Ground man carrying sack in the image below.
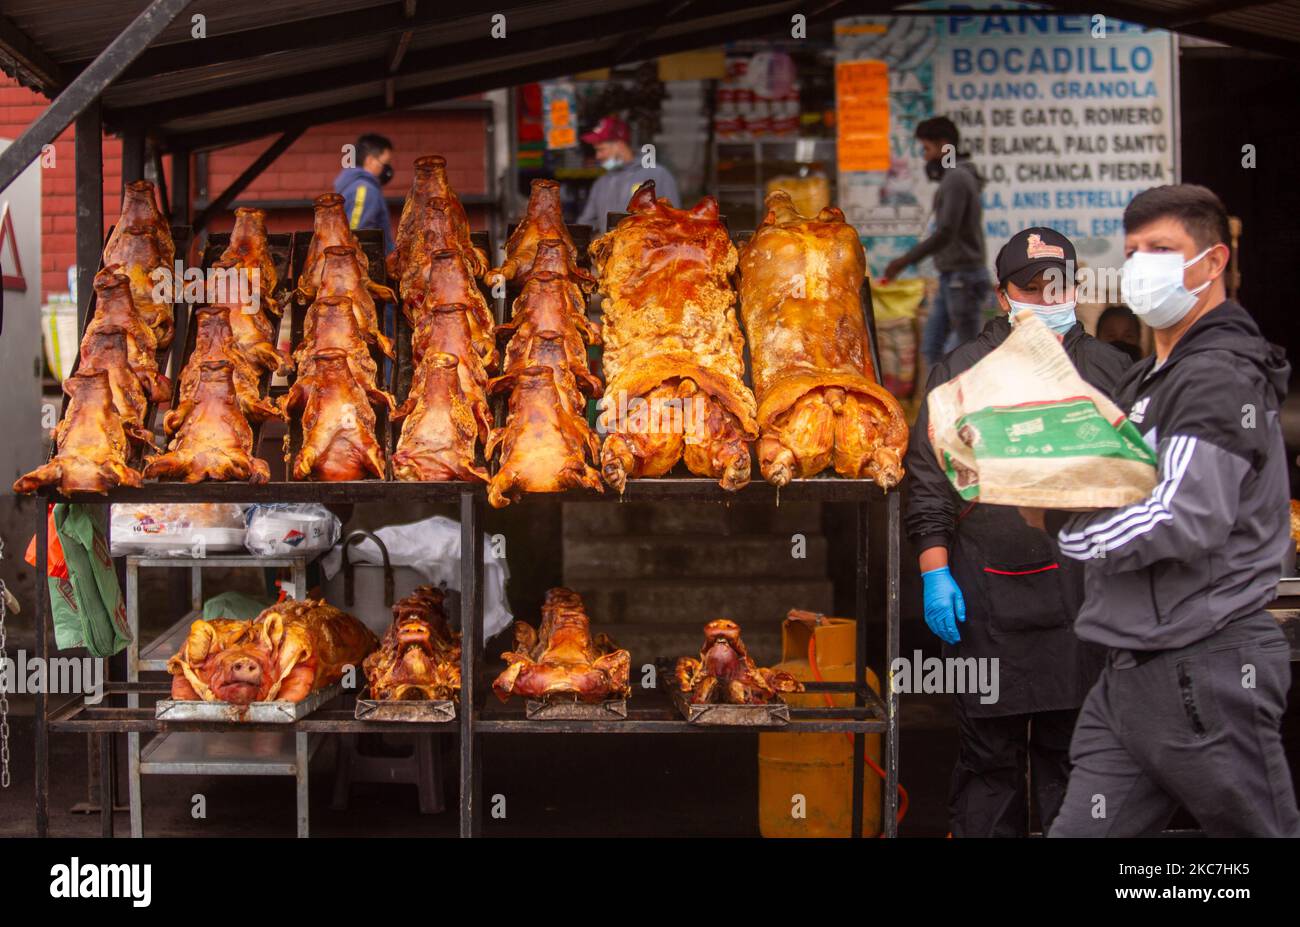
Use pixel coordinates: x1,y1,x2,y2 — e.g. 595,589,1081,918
1029,185,1299,837
904,227,1132,836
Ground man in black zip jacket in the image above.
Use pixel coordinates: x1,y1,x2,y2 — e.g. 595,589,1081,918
904,227,1131,836
1031,185,1299,836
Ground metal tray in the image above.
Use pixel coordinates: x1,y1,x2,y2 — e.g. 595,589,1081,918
154,682,342,723
524,698,628,721
669,687,790,726
354,690,457,723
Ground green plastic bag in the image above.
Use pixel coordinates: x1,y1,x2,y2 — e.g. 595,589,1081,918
202,590,271,622
51,504,131,657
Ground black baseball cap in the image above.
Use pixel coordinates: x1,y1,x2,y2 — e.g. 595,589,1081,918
995,226,1076,288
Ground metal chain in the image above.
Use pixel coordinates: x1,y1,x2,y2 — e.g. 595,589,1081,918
0,534,10,788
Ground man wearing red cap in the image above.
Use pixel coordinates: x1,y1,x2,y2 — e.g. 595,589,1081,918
576,115,680,232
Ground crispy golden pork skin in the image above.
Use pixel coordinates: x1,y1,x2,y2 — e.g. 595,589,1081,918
492,588,630,702
168,602,376,704
13,370,144,495
363,585,462,700
675,618,803,705
738,191,908,489
589,182,757,492
485,366,602,508
145,360,272,484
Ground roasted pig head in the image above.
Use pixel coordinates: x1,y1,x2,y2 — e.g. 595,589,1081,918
363,586,462,700
675,618,803,705
167,604,376,704
492,588,630,703
13,370,144,495
417,249,494,350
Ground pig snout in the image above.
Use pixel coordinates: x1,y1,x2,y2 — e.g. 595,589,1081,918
228,657,262,683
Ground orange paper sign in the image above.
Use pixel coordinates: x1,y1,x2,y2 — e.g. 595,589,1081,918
836,60,890,173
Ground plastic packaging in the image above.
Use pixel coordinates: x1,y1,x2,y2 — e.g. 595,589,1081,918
110,504,248,558
243,504,341,557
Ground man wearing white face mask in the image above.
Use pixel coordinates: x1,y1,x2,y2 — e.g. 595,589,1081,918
1029,184,1298,837
575,115,680,233
904,227,1131,836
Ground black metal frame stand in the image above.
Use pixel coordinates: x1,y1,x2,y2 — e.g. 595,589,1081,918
34,480,900,838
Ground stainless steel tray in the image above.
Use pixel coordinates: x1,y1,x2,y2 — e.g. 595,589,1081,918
154,683,342,723
670,688,790,726
354,690,457,723
524,698,628,721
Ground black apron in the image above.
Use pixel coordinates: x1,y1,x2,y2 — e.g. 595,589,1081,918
946,502,1104,717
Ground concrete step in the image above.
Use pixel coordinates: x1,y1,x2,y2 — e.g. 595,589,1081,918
567,578,834,627
563,533,828,580
562,501,822,538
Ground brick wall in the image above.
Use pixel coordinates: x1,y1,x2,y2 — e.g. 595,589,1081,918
0,76,491,299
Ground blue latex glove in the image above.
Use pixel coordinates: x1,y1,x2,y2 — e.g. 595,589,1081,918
921,566,966,644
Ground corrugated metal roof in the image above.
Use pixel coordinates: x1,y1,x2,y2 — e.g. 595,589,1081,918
0,0,1294,150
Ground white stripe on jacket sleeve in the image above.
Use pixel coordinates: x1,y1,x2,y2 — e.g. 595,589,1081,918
1058,435,1197,559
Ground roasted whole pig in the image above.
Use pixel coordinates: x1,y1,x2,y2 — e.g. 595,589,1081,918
492,588,630,702
393,352,490,483
101,226,174,348
528,236,596,291
492,329,600,416
395,197,490,314
589,182,757,492
411,302,493,385
168,306,281,429
218,206,281,317
297,295,389,398
498,269,600,374
391,155,489,282
296,192,370,297
298,245,395,358
207,259,291,376
85,270,169,393
145,360,272,483
168,601,377,705
416,248,494,348
363,585,462,700
675,619,803,705
485,365,602,508
76,326,162,444
13,370,144,495
738,191,908,488
103,180,174,268
282,348,387,481
490,179,581,284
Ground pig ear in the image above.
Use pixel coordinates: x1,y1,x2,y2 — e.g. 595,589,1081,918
259,613,286,651
184,621,217,663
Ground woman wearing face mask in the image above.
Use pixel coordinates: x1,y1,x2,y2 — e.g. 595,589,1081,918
903,226,1133,837
1026,185,1299,837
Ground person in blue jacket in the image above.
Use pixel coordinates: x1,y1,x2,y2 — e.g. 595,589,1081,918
334,133,395,254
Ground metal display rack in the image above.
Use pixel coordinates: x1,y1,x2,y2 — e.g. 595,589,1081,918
36,483,900,838
125,553,310,837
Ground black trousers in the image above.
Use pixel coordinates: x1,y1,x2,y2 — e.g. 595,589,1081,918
949,698,1078,837
1049,611,1299,837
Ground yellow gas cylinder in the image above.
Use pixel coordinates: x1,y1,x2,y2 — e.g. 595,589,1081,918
758,611,882,837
